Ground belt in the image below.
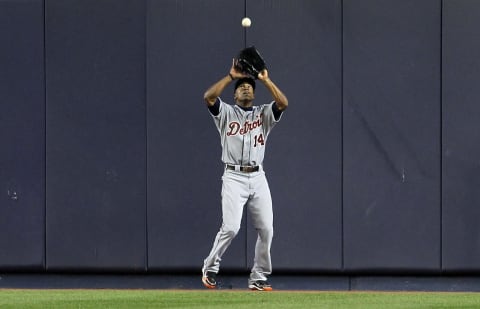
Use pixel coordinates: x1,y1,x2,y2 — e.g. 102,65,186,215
226,164,259,173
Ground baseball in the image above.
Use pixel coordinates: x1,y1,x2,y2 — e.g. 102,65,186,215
241,17,251,27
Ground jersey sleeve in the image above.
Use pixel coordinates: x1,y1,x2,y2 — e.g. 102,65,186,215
210,97,229,133
260,101,282,136
263,101,283,124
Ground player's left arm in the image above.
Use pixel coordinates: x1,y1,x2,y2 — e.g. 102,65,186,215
258,69,288,111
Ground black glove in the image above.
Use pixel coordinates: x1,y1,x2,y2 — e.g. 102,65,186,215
235,46,266,79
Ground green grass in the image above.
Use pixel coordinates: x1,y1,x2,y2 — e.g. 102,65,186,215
1,289,480,308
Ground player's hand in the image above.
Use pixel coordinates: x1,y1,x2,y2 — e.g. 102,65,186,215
257,69,269,81
229,58,248,79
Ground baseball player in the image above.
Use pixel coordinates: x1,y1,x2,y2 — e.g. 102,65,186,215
201,59,288,291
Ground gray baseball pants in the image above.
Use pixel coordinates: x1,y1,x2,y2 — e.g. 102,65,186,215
202,169,274,284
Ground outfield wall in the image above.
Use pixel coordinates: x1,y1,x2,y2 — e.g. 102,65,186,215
1,0,480,275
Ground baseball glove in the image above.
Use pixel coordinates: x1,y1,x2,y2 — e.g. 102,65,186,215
235,46,266,79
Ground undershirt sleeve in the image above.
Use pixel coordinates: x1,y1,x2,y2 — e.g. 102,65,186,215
207,98,220,116
272,102,283,121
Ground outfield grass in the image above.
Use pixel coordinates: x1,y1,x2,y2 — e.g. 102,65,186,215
1,289,480,308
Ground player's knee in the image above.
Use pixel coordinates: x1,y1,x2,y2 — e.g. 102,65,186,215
257,226,273,240
221,224,240,238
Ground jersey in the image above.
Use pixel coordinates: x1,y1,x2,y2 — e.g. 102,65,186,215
210,97,282,167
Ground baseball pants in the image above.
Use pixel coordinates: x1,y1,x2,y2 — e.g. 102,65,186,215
203,168,274,283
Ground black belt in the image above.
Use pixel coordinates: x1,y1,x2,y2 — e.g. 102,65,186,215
226,164,259,173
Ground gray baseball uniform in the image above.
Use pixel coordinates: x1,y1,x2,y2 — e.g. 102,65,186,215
202,97,282,284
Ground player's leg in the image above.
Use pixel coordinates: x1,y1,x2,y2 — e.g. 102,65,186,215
202,171,249,288
247,172,274,291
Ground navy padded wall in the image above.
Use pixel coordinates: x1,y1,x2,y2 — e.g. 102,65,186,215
146,0,246,270
3,0,477,275
247,0,343,271
45,0,146,271
343,0,441,272
442,0,480,272
0,0,45,270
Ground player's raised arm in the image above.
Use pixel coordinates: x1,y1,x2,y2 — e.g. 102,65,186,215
258,69,288,111
203,59,248,106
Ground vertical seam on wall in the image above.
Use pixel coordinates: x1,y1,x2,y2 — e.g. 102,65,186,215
43,0,47,271
439,0,443,273
340,0,345,271
243,0,248,271
145,0,149,273
244,0,247,49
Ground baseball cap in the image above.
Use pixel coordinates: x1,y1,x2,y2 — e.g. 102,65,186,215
234,77,256,92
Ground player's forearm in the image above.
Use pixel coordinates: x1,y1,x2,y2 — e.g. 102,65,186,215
203,75,234,106
262,78,288,110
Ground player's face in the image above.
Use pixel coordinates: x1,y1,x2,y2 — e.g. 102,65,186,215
234,82,255,105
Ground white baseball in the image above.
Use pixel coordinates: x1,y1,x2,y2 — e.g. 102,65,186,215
241,17,251,27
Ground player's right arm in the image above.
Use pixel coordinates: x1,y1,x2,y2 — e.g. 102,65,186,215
203,75,232,107
203,59,247,106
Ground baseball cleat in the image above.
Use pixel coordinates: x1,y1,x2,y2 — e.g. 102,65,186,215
202,271,217,289
248,280,273,291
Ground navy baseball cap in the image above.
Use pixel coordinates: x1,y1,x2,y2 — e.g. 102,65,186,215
234,77,256,92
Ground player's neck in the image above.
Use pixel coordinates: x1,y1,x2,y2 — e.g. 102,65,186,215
236,100,253,109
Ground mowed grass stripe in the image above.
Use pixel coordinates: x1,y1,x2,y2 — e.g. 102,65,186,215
1,289,480,308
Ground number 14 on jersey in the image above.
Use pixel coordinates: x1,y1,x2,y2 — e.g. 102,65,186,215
254,134,265,147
